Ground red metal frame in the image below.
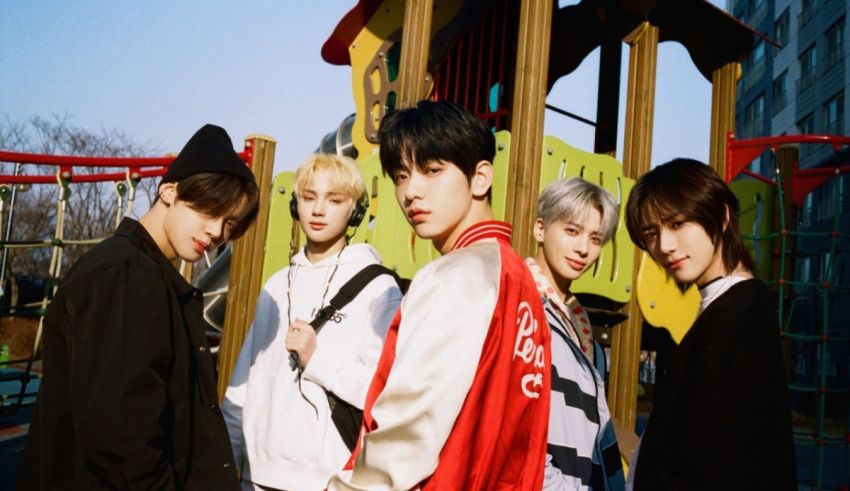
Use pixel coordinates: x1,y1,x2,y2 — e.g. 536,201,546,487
432,0,515,130
726,132,850,206
0,148,252,185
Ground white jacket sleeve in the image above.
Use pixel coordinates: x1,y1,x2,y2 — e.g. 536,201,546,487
327,249,500,490
302,278,402,408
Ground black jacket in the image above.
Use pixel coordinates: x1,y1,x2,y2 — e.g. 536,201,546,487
18,218,239,490
634,279,796,490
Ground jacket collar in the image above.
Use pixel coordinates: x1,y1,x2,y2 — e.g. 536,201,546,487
524,257,594,361
450,220,512,251
114,217,197,300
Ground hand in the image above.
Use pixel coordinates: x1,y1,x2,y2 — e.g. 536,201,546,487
285,319,317,367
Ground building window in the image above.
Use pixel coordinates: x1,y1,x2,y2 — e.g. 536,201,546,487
824,92,845,135
824,18,845,71
798,113,816,159
799,113,815,134
817,181,840,222
744,95,765,138
775,8,790,48
749,0,766,24
800,0,816,27
746,41,766,90
773,71,788,111
800,193,814,228
798,46,817,93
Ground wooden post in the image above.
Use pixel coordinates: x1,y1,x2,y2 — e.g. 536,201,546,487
709,62,740,177
774,146,798,285
397,0,434,108
217,135,277,401
775,145,798,383
609,22,658,430
506,0,553,257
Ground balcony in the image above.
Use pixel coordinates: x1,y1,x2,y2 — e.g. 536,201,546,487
741,118,763,139
824,47,845,73
799,2,817,28
744,61,766,90
797,72,816,94
824,120,844,136
773,93,788,112
750,3,767,27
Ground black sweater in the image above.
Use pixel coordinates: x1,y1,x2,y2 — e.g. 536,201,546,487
634,279,796,490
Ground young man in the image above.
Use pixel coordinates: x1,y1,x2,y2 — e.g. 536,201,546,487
327,101,551,490
19,124,259,490
625,158,795,489
223,154,402,491
526,178,624,490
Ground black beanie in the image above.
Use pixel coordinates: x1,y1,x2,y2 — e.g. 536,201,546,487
162,124,255,183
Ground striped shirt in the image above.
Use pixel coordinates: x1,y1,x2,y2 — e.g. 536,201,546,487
526,258,625,491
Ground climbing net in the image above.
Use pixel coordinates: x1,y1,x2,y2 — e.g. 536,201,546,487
728,133,850,490
0,150,174,413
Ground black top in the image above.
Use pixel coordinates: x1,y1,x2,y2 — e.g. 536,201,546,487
18,218,239,490
634,279,796,490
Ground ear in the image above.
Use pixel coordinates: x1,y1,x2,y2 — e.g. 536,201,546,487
533,218,546,243
470,160,493,198
723,204,731,232
159,182,177,206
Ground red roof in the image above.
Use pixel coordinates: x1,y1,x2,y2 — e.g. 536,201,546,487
322,0,384,66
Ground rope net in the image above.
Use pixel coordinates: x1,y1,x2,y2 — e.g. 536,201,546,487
729,134,850,490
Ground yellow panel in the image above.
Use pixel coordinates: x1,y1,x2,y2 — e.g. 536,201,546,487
262,171,297,284
490,131,511,221
730,180,775,280
348,0,465,161
635,252,700,344
538,135,636,303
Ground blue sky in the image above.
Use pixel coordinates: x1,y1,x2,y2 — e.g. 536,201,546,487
1,0,726,173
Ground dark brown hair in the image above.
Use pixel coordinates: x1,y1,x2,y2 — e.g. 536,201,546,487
169,172,260,239
625,158,755,274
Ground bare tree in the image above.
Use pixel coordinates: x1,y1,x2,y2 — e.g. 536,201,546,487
0,114,160,280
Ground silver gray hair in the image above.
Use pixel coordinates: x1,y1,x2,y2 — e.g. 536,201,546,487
537,177,619,242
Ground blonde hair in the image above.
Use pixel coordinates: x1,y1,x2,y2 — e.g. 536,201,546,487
293,154,366,205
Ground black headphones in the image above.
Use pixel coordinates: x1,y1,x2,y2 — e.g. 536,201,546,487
289,192,368,228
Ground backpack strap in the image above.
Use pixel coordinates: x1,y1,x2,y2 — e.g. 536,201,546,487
305,264,402,451
309,264,402,334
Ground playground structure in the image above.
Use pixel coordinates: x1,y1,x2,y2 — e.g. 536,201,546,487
1,0,848,487
247,0,848,485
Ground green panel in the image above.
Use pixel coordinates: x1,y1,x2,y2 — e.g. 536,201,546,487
262,172,297,284
538,135,636,303
261,131,634,295
490,130,511,221
730,180,775,280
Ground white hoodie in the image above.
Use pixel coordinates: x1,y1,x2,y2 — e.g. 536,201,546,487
223,244,402,491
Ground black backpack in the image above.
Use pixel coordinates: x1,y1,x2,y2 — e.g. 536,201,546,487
307,264,403,451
